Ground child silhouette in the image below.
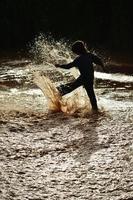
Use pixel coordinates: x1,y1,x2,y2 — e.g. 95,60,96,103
55,40,105,111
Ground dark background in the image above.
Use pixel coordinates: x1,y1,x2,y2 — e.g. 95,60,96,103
0,0,133,52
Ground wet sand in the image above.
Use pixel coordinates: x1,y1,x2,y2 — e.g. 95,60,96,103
0,108,133,200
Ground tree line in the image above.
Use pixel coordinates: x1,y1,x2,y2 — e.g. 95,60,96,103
0,0,132,52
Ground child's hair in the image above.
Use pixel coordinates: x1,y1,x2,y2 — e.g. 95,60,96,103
71,40,87,55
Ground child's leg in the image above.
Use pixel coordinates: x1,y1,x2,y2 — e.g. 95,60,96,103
84,83,98,110
57,76,83,96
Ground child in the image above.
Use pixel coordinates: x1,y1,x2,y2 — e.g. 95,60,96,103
55,40,105,111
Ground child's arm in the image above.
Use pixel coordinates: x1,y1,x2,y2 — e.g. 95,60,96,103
55,61,75,69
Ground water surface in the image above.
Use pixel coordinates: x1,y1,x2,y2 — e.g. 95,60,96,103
0,42,133,200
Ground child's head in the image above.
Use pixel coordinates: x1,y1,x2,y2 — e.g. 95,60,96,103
71,40,87,55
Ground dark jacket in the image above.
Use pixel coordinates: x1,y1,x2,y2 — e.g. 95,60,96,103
59,52,103,82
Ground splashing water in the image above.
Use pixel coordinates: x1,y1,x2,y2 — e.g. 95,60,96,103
33,72,62,112
30,35,92,115
30,34,73,65
34,72,91,115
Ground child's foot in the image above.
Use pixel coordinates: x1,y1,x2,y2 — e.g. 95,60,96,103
92,107,99,113
57,85,70,96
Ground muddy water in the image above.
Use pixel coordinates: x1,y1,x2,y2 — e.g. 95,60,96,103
0,56,133,200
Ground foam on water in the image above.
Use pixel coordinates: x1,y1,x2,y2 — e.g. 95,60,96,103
95,71,133,83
